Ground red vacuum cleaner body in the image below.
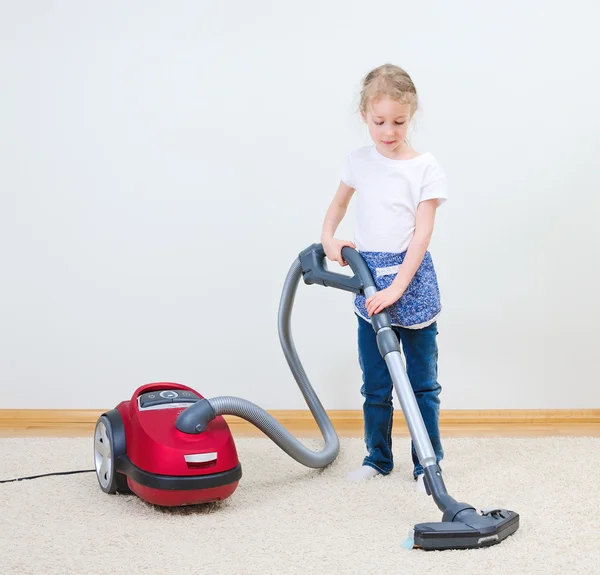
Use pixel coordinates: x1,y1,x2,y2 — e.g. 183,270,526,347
94,383,241,506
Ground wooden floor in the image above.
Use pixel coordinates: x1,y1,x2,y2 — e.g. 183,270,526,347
2,422,600,438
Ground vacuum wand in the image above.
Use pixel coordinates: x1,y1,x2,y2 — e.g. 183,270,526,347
301,243,520,550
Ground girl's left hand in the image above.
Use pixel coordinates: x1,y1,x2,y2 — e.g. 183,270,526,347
366,286,404,316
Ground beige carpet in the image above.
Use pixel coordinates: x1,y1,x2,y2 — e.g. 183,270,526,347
1,436,599,574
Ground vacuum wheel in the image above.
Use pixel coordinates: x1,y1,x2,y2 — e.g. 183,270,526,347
94,415,129,494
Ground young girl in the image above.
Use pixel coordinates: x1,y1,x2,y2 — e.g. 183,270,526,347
321,64,447,490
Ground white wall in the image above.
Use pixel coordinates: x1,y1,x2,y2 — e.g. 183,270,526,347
1,1,599,410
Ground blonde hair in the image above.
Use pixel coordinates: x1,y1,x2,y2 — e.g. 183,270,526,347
359,64,419,117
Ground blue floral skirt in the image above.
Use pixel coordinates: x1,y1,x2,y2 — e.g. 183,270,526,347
353,251,442,329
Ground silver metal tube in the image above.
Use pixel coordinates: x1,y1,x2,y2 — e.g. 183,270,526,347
384,352,437,468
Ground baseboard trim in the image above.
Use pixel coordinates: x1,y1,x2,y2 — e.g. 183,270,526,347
1,408,599,431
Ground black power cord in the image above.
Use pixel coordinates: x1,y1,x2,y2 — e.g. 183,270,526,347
0,469,95,484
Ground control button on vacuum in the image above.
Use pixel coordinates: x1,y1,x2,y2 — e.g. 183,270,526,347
159,390,179,399
139,392,173,408
175,390,200,403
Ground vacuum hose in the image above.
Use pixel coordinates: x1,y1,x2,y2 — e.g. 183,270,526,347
176,257,340,468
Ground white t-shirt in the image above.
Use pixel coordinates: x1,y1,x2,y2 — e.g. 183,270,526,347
340,145,448,253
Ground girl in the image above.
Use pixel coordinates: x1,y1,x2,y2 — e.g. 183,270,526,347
321,64,448,490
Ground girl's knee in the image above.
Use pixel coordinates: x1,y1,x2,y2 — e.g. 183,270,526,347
413,380,442,400
361,388,393,406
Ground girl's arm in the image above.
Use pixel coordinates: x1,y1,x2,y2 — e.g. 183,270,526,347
390,198,438,293
321,181,355,241
366,199,438,316
321,181,356,266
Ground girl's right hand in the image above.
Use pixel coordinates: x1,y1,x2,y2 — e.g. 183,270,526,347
322,237,356,267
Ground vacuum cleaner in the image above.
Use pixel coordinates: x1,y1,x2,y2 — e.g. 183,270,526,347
94,243,520,550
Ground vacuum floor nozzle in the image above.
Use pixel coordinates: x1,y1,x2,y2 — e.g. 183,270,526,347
413,508,519,550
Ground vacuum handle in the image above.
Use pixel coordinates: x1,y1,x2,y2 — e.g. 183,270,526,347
299,243,375,294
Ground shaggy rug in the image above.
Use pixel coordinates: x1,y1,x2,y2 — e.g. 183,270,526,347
1,436,599,574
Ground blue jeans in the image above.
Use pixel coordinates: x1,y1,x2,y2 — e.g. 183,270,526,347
357,314,444,478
